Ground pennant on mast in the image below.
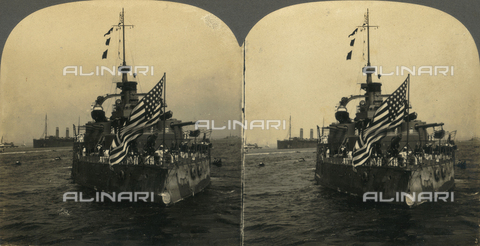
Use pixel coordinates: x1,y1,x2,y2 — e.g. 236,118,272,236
102,50,108,59
104,27,113,37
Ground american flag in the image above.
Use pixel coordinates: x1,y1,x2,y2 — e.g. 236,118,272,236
352,76,408,167
109,74,165,165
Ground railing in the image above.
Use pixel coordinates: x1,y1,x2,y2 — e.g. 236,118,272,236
75,145,210,166
318,142,456,168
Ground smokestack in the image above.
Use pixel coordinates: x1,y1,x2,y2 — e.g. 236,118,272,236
66,127,70,138
310,129,313,139
300,128,303,139
56,127,59,138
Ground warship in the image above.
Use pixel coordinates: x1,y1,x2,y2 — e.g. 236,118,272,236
71,9,212,205
33,115,74,148
314,10,456,206
277,116,317,149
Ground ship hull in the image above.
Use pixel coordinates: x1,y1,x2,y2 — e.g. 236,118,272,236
277,139,317,149
315,156,455,206
34,138,74,148
72,153,211,205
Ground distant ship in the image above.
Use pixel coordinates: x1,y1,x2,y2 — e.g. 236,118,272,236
33,115,74,148
71,9,212,205
0,136,17,148
244,143,262,149
277,116,317,149
314,10,456,206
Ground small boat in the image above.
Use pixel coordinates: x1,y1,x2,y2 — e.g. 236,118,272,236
0,136,17,148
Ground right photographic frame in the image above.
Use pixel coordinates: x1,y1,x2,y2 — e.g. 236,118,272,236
243,1,479,245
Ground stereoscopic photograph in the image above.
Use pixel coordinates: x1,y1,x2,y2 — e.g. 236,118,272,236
0,0,479,245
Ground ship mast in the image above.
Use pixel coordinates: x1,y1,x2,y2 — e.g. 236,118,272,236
365,9,375,84
121,8,128,83
112,8,137,120
44,114,48,139
288,115,291,140
361,9,381,120
366,9,371,82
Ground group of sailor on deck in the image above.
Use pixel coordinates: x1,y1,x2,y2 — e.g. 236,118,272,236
320,141,456,167
77,140,209,166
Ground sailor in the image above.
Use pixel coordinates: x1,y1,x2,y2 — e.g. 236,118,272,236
97,144,103,156
424,143,433,160
322,136,328,144
155,145,168,164
398,147,407,166
341,146,347,164
152,146,162,165
143,134,157,156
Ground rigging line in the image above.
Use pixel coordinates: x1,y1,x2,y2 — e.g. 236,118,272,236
117,25,122,61
355,26,367,88
362,24,367,63
130,25,143,93
110,27,120,96
105,27,118,101
371,28,377,70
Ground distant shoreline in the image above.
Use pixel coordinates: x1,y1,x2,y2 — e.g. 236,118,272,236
0,146,72,155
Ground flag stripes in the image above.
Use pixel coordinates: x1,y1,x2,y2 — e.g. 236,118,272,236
109,75,165,165
352,77,408,167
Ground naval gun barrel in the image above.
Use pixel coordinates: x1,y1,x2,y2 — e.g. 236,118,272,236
338,94,391,107
94,93,148,107
170,121,197,127
328,125,348,130
415,123,444,129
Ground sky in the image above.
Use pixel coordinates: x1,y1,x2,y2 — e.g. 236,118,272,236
244,1,480,147
0,0,242,145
